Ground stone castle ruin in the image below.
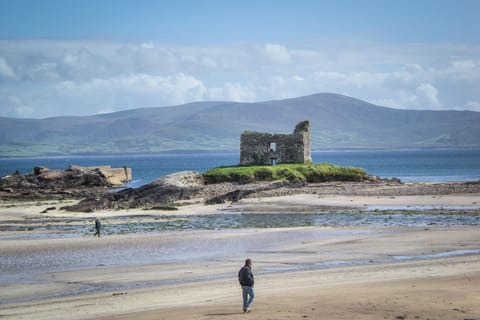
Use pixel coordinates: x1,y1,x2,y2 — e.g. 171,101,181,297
240,120,312,165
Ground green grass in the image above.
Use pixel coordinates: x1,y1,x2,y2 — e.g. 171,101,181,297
0,144,65,157
0,137,240,157
203,162,368,184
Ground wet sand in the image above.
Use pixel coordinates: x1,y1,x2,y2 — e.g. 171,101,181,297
1,191,480,320
109,255,480,320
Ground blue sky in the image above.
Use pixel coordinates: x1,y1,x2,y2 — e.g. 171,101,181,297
0,0,479,118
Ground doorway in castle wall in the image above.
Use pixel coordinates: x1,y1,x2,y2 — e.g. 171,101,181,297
269,142,276,152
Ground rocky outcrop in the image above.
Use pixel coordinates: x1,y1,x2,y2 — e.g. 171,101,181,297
205,180,288,204
116,171,204,208
0,165,131,200
69,165,131,186
63,171,205,212
6,166,479,213
63,171,297,212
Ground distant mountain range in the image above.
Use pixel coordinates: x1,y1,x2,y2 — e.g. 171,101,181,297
1,93,479,157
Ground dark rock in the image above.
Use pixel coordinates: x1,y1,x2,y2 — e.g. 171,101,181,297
147,205,178,211
0,166,115,201
206,189,255,204
40,206,56,213
64,171,205,212
34,166,49,175
205,180,288,204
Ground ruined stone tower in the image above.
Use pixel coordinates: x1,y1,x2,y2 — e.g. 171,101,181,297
240,120,312,165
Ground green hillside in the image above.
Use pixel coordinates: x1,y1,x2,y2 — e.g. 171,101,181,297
1,93,479,157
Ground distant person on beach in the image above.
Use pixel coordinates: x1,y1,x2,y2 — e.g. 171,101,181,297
94,217,101,237
238,258,255,313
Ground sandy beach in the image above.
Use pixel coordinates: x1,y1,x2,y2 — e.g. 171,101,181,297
1,189,479,320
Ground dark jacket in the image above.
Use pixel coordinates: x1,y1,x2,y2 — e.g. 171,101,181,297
238,265,254,287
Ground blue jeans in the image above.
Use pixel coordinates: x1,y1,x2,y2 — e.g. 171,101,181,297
242,286,255,310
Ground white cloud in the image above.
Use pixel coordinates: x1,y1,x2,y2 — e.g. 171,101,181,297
0,95,34,118
416,83,440,107
54,73,207,113
262,43,291,65
141,42,154,49
0,57,16,79
443,59,480,80
0,39,479,117
466,100,480,112
208,82,256,102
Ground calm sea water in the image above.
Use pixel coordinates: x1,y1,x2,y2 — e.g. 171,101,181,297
1,149,479,188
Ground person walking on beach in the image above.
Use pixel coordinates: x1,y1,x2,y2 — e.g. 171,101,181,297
238,258,255,313
94,217,101,237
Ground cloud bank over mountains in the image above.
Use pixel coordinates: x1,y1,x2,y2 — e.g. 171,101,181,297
1,39,479,118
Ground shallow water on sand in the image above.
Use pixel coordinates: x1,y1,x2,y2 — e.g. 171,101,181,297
0,228,368,304
1,210,479,240
1,226,480,306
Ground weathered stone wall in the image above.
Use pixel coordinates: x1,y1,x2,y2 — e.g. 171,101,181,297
294,121,312,164
240,121,312,165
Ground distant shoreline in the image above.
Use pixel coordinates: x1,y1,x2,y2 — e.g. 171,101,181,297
2,146,480,159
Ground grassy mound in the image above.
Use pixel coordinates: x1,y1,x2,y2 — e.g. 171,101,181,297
203,163,368,184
